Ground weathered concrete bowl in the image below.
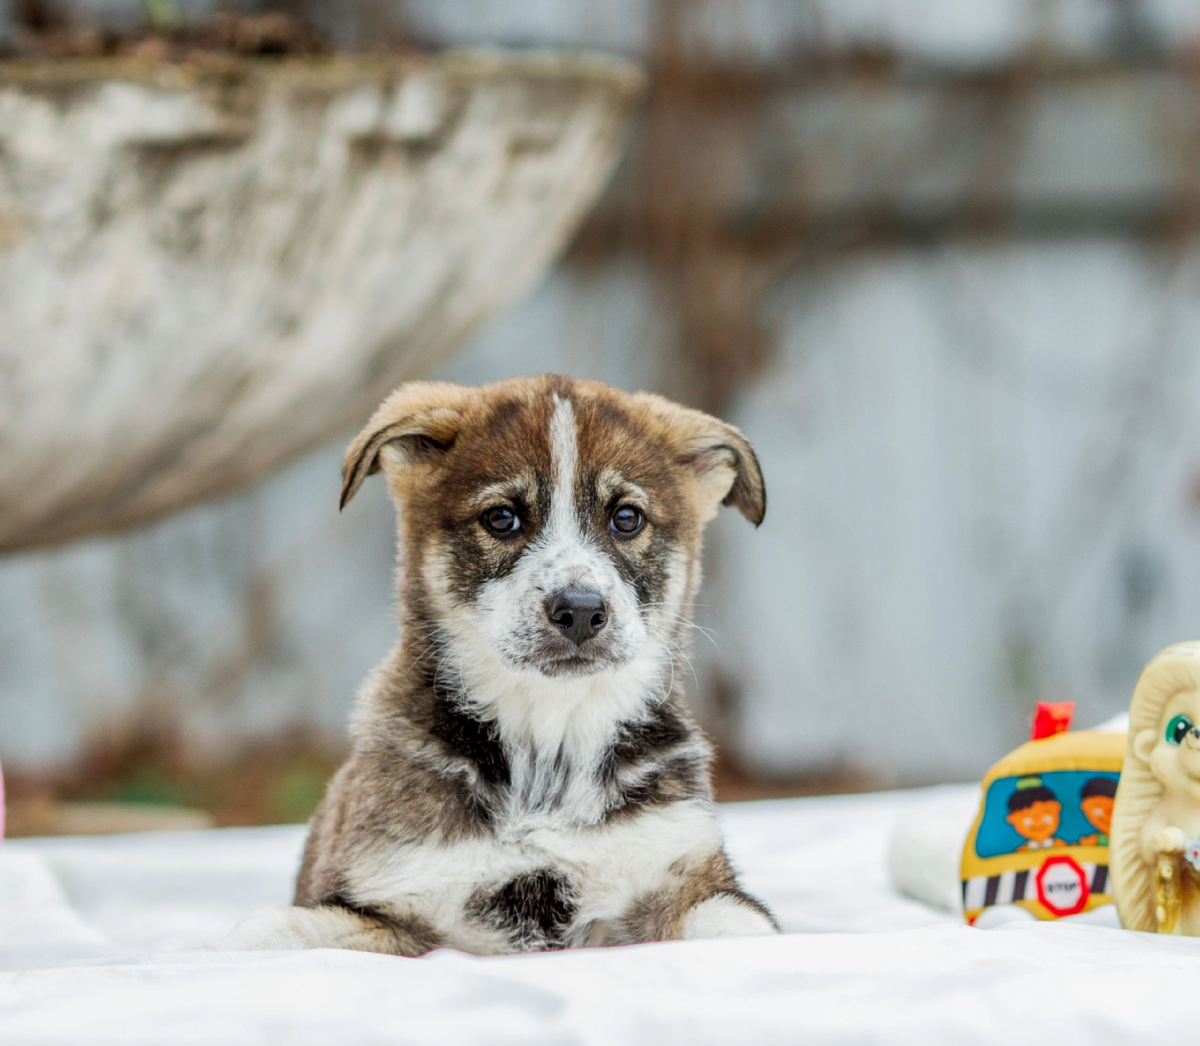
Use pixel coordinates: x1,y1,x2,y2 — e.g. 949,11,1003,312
0,53,640,550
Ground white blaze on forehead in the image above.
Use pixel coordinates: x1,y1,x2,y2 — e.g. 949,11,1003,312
547,394,580,543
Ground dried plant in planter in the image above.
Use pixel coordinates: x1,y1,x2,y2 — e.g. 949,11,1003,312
4,5,327,60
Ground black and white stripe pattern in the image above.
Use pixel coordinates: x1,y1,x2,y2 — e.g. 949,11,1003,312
962,863,1109,910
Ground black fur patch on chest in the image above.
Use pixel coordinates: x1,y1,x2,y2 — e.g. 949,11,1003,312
467,869,578,950
600,703,709,817
428,684,511,789
610,704,691,759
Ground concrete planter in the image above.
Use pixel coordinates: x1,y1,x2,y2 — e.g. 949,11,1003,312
0,53,640,550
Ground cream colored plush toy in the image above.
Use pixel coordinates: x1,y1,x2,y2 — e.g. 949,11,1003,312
1111,642,1200,934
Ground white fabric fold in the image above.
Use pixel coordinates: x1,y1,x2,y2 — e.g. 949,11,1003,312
1,787,1195,1045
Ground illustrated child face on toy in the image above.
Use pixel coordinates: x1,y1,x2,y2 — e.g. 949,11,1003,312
1078,777,1116,846
1006,778,1064,849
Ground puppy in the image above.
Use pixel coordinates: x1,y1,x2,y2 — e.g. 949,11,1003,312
222,374,777,954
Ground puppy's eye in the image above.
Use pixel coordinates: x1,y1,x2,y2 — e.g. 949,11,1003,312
1167,714,1195,746
610,505,644,537
482,506,521,537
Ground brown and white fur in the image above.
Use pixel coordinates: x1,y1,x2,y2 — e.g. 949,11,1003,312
220,374,777,954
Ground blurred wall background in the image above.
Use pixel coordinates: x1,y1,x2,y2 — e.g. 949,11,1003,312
5,0,1200,817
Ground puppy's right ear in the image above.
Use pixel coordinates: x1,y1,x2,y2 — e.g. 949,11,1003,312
340,381,468,509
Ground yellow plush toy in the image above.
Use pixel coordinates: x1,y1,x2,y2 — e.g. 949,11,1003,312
962,710,1124,925
1110,642,1200,934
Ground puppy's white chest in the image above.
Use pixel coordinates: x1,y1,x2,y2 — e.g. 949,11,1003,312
354,799,723,951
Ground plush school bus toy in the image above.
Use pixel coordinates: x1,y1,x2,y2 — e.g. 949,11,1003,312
962,704,1124,924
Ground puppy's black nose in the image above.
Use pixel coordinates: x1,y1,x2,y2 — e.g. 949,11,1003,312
546,589,608,645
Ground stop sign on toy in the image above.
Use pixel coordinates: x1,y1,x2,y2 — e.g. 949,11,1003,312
1036,855,1090,916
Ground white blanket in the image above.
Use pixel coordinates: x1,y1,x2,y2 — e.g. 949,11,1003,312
0,786,1195,1045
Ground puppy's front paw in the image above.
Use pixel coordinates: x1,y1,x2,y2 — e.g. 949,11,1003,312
217,906,317,951
681,894,779,940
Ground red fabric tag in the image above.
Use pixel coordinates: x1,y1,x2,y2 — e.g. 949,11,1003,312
1030,701,1074,740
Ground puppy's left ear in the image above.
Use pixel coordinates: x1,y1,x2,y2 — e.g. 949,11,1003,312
643,395,766,525
340,381,468,509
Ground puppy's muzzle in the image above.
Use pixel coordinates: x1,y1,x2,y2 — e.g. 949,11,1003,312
546,588,608,646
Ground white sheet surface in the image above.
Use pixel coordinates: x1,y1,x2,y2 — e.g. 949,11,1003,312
1,786,1196,1045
